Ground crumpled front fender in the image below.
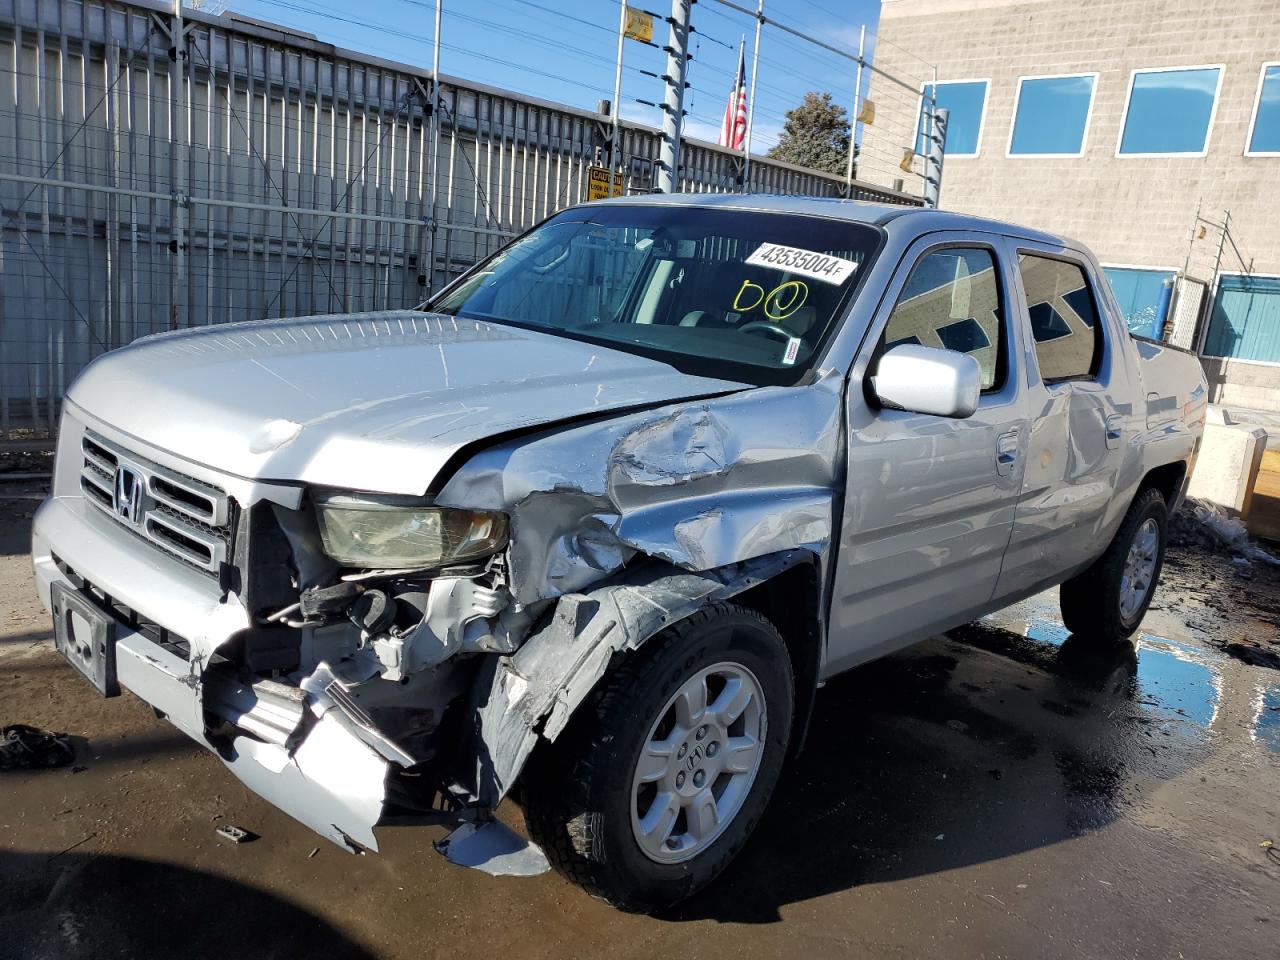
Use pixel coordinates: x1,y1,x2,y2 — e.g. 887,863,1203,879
462,551,809,806
436,375,845,606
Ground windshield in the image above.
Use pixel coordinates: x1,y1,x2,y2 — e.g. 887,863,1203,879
429,204,882,385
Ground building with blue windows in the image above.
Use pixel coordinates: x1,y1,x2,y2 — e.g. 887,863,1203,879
875,0,1280,409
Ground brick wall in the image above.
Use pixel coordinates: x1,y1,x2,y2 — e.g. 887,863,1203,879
872,0,1280,280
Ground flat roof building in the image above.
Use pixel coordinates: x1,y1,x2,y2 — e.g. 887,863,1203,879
871,0,1280,409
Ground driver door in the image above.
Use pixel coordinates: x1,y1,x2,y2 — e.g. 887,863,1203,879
825,233,1030,675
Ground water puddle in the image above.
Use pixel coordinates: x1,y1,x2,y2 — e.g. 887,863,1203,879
1020,619,1221,730
979,613,1280,756
1254,684,1280,754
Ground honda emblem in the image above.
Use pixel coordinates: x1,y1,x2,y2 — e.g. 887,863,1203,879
113,465,143,524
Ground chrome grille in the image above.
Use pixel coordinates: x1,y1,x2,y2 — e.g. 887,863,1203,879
79,431,234,575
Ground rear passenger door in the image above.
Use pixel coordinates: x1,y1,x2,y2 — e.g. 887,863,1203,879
994,247,1123,601
828,234,1030,673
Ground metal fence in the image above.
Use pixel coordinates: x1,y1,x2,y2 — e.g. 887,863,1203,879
0,0,921,443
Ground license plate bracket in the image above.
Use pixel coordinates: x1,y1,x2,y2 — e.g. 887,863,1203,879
52,580,119,697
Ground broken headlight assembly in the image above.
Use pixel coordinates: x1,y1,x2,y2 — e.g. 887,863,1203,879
313,492,508,569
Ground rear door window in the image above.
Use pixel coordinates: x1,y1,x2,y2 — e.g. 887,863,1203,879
1018,255,1102,381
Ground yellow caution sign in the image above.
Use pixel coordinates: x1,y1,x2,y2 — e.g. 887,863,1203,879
624,7,654,43
586,165,625,201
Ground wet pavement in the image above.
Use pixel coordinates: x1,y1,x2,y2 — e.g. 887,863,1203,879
1,490,1278,959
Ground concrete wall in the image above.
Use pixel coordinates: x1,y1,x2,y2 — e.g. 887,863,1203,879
1202,357,1280,410
872,0,1280,403
875,0,1279,274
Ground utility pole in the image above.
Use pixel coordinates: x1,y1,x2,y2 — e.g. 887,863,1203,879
843,24,865,192
610,0,626,171
657,0,691,193
1197,209,1232,354
922,107,947,208
169,0,188,329
427,0,443,291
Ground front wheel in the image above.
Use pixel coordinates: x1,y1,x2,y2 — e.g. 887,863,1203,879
1060,487,1168,644
521,601,793,911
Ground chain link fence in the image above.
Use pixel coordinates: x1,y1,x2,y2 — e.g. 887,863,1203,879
0,0,922,445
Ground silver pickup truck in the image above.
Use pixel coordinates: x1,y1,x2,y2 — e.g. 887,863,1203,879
32,195,1206,909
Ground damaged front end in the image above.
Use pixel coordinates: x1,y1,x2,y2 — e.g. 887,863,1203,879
35,367,844,860
33,413,523,854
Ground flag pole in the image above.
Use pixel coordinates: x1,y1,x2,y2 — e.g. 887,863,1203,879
611,1,627,173
742,1,763,192
731,35,745,143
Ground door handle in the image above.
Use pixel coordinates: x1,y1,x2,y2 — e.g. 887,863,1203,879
1105,413,1123,449
996,431,1019,476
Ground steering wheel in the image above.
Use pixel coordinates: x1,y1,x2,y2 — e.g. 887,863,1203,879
737,320,794,343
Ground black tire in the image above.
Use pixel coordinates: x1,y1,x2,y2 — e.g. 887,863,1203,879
521,600,794,912
1060,487,1168,644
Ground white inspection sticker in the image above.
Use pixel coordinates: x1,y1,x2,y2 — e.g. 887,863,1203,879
745,243,858,285
782,336,802,366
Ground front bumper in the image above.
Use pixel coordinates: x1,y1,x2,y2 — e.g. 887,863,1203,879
32,491,390,852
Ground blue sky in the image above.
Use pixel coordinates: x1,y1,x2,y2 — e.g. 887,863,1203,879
224,0,882,151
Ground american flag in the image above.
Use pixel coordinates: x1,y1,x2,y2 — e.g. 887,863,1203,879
719,43,748,151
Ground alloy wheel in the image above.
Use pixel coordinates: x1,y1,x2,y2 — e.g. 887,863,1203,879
629,661,767,864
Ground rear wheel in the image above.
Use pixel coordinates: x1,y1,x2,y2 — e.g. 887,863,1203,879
1060,487,1168,644
521,601,793,911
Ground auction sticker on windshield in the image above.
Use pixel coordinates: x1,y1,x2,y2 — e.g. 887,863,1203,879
745,243,858,285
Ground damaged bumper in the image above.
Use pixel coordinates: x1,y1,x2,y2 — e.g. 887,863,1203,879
32,494,390,852
34,368,848,862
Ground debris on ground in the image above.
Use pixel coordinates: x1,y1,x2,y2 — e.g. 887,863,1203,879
1223,642,1280,671
1168,499,1280,565
435,820,550,877
0,724,75,770
214,825,256,844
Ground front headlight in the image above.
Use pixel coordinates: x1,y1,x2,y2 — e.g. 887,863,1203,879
314,493,508,569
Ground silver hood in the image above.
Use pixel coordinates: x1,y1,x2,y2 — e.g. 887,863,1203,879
66,311,746,495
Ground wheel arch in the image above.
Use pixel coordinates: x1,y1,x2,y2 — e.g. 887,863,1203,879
727,560,824,759
462,550,820,807
1138,459,1189,510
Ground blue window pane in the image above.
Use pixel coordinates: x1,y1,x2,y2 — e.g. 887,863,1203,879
1249,65,1280,154
937,317,990,352
1062,286,1096,327
1119,67,1220,155
918,81,987,156
1010,75,1095,155
1103,267,1175,338
1028,301,1071,342
1204,275,1280,362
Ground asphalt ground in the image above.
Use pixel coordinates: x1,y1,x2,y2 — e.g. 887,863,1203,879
2,485,1278,960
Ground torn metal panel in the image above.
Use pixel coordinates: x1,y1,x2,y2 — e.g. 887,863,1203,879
83,605,389,854
203,670,308,748
616,490,832,570
227,714,389,853
466,553,807,805
436,820,551,877
368,576,508,680
438,375,845,606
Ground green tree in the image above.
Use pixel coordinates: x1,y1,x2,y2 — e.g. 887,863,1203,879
767,91,852,176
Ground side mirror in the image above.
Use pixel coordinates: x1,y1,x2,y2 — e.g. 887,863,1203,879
871,344,981,418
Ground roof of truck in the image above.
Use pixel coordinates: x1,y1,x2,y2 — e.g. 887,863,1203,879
589,192,1074,250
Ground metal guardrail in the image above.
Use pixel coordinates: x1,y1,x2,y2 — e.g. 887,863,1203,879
0,0,922,443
